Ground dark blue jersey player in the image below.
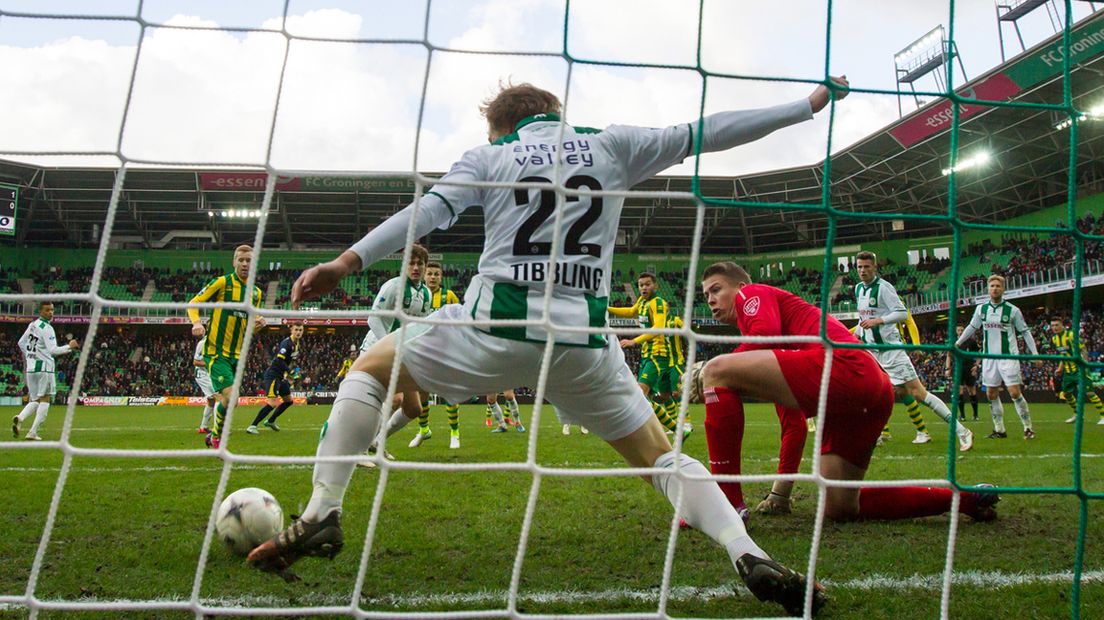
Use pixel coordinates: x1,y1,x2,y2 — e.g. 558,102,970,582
249,323,304,433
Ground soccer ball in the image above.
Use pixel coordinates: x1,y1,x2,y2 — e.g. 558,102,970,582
215,487,284,556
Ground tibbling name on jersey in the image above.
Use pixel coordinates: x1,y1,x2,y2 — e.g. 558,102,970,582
510,261,604,294
511,139,594,168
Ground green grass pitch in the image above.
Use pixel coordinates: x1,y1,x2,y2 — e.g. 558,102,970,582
2,401,1102,618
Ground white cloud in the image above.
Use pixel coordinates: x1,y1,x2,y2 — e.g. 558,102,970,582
0,2,1097,175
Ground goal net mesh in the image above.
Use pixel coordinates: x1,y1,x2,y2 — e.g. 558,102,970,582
0,1,1098,618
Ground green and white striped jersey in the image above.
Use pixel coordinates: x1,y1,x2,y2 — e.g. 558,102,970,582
349,100,815,348
368,276,432,341
18,317,72,373
854,277,908,345
961,300,1035,355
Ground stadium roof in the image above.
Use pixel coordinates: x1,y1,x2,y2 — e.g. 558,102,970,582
2,13,1103,256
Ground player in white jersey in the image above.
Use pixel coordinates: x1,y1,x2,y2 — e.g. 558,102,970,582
955,274,1042,440
13,302,78,440
250,79,850,615
193,336,216,434
355,244,436,456
853,252,973,451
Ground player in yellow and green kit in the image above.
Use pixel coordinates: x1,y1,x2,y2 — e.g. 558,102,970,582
656,313,692,437
188,244,264,449
608,273,678,433
1051,316,1104,425
419,261,465,448
336,348,356,381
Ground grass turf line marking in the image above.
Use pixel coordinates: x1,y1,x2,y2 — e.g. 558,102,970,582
2,453,1103,473
3,570,1101,611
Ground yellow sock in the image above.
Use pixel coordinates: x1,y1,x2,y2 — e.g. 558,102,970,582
447,404,460,431
418,402,430,431
653,401,677,432
905,399,927,433
1089,392,1104,416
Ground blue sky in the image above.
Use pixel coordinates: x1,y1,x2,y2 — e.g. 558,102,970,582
0,1,1098,173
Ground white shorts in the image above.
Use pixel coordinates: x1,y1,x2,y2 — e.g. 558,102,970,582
195,373,216,398
397,304,652,441
25,372,56,400
875,349,919,386
359,331,376,353
982,358,1022,387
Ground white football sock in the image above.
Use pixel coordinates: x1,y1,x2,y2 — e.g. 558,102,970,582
923,392,969,437
492,402,505,424
384,408,413,438
1012,395,1032,431
16,401,37,422
29,402,50,435
922,392,952,423
507,397,521,424
651,451,767,564
303,371,384,522
200,404,214,429
990,397,1006,433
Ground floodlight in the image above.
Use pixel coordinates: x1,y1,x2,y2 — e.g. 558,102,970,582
941,151,991,176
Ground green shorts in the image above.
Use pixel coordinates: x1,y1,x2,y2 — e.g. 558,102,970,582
1060,372,1082,397
637,356,668,393
205,355,237,394
661,363,684,395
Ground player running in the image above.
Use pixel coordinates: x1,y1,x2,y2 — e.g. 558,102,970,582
249,79,853,615
955,275,1041,440
187,245,264,449
248,323,304,434
193,335,216,434
13,302,78,440
696,262,998,525
853,252,972,451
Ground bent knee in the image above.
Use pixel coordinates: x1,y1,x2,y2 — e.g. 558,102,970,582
702,355,739,389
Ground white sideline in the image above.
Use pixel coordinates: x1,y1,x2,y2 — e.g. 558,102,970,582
2,452,1102,474
2,569,1101,612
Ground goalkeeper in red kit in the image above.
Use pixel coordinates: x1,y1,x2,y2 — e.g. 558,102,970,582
697,262,999,522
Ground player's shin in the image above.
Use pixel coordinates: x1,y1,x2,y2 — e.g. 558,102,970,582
212,402,228,437
29,402,50,435
418,401,430,431
989,397,1006,433
704,387,747,510
303,371,385,522
1012,395,1032,431
652,451,766,562
16,400,37,423
269,401,293,422
903,396,927,433
384,408,413,437
447,403,460,431
252,404,274,427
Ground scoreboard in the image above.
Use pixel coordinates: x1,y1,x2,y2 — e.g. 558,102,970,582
0,183,16,237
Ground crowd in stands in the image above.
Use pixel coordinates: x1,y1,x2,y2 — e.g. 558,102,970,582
3,264,480,311
1,326,363,399
1,301,1100,402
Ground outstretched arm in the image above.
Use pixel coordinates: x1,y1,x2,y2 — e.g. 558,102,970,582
698,76,848,154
